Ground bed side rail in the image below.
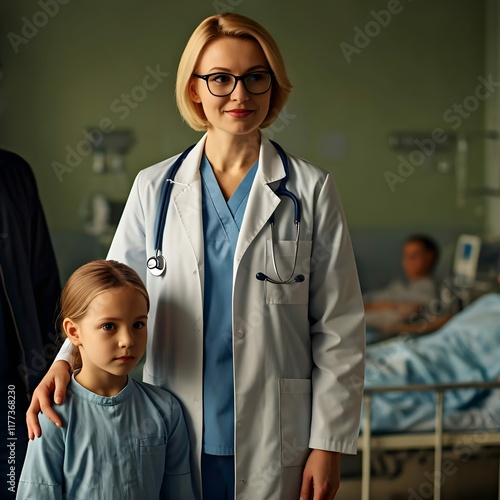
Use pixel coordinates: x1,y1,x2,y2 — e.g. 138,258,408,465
361,380,500,500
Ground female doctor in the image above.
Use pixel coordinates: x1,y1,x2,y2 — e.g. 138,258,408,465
27,13,365,500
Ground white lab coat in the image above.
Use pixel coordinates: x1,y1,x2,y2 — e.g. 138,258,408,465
107,134,365,499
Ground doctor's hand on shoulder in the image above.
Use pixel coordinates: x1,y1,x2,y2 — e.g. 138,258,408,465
26,360,71,439
300,450,340,500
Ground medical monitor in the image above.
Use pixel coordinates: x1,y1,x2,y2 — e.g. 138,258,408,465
453,234,481,285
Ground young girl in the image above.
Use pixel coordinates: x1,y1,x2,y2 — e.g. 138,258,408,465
18,260,194,499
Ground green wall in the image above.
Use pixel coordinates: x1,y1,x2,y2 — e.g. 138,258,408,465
0,0,487,232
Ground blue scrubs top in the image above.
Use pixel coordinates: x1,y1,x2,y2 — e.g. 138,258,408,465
201,155,258,455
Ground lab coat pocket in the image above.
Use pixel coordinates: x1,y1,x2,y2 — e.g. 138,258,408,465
139,437,166,490
265,240,312,304
279,378,312,467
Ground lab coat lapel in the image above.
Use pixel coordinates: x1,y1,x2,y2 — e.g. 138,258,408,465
172,135,207,267
234,135,285,264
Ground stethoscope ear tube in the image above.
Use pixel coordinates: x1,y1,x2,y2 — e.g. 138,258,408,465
153,145,196,253
148,145,196,276
258,220,304,285
254,141,304,285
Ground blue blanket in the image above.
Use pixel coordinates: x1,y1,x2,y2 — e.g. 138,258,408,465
364,294,500,432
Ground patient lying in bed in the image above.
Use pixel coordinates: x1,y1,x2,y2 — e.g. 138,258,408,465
364,235,456,342
364,293,500,433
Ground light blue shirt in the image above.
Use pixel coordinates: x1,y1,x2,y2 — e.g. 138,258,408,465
201,155,258,455
17,375,194,500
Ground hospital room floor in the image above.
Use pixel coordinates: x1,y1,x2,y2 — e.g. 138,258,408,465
338,447,499,499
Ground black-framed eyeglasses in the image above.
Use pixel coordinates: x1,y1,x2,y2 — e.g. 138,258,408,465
193,71,273,97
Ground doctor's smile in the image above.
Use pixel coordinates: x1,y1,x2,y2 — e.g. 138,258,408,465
225,108,255,119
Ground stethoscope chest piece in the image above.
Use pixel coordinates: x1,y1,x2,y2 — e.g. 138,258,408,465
147,253,166,277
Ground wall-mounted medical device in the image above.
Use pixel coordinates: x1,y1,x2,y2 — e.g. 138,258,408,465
79,128,135,247
388,130,499,208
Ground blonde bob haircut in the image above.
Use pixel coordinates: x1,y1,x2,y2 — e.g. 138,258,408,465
176,13,292,131
59,259,149,370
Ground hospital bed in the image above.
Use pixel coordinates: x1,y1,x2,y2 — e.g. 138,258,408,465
356,292,500,500
360,380,500,500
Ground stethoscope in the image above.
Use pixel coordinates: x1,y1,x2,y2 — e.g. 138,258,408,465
147,140,305,285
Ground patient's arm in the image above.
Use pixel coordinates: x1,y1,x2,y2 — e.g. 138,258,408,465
364,301,421,316
384,314,452,335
